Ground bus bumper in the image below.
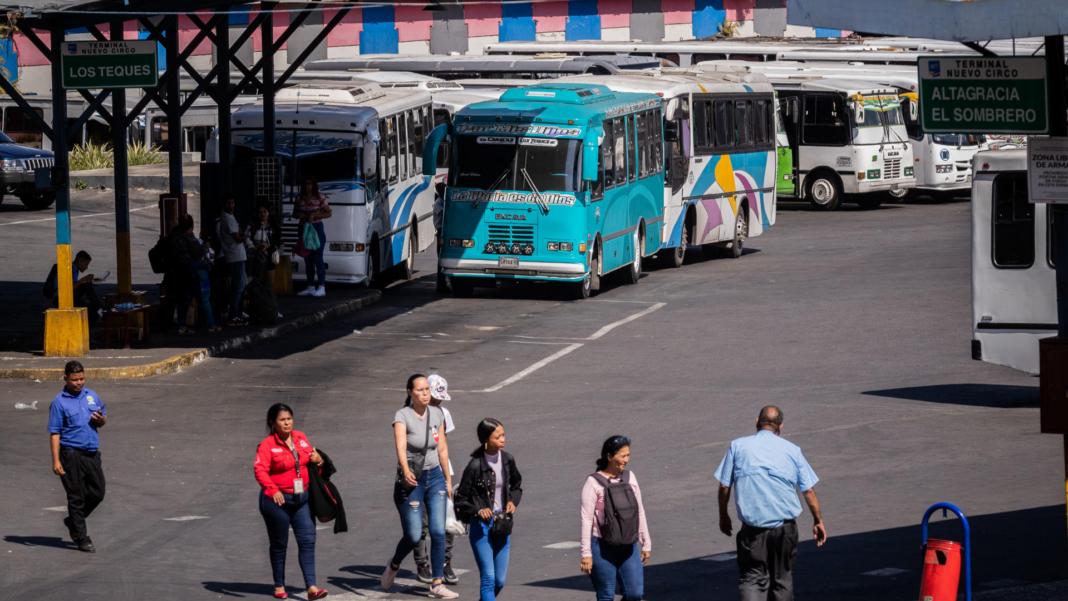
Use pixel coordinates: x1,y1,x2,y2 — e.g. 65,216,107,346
855,179,916,194
441,257,587,282
918,180,972,192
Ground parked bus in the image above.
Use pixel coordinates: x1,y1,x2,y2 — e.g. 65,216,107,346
303,54,665,80
555,70,778,266
971,149,1059,374
773,78,915,210
425,82,665,299
231,83,436,285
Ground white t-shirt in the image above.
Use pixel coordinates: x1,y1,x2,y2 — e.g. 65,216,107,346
439,405,456,476
219,213,246,263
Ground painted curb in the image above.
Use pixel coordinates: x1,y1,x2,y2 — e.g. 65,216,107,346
0,290,382,380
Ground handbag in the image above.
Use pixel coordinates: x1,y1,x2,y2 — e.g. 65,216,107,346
490,512,513,537
302,222,321,251
396,407,434,494
271,249,280,264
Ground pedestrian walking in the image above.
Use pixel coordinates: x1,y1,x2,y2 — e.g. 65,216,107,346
455,418,523,601
580,436,651,601
218,194,248,326
715,406,826,601
381,374,458,599
48,360,107,553
294,177,331,297
254,403,329,600
414,374,461,584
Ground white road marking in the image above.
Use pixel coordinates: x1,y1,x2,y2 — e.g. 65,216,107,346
466,325,502,331
508,340,576,345
586,299,664,304
543,541,582,549
700,552,737,562
43,506,67,512
0,205,153,227
482,343,583,393
162,516,210,521
862,568,909,577
587,302,665,340
512,335,589,341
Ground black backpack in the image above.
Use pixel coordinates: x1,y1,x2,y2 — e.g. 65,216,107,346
43,263,58,299
245,279,278,325
591,470,640,547
148,235,170,274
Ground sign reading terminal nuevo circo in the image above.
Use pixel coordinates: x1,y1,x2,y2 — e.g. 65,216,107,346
918,56,1048,134
61,40,159,90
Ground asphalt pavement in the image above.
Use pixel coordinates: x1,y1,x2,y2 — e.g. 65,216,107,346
1,195,1062,601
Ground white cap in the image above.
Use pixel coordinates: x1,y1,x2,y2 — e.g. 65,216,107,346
428,374,451,401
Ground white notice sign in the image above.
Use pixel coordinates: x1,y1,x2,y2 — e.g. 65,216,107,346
1027,137,1068,203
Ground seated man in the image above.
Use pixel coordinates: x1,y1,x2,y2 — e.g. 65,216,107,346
47,250,104,326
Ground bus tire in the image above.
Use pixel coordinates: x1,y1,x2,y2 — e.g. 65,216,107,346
399,227,416,281
666,218,688,268
726,206,748,259
855,196,883,210
569,272,592,300
362,251,375,288
806,175,841,211
19,190,55,211
623,225,643,285
888,188,911,202
590,240,602,292
452,277,474,298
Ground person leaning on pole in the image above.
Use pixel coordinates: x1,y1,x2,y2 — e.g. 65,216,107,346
48,360,108,553
715,406,826,601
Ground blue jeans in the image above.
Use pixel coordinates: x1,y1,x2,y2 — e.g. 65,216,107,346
228,260,246,318
392,466,447,579
469,517,511,601
589,537,643,601
303,221,326,287
259,491,316,589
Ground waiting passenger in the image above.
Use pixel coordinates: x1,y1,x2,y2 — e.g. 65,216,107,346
44,250,103,326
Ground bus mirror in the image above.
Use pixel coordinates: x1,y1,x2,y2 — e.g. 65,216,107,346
853,101,865,125
362,142,377,178
909,100,918,120
423,123,448,177
583,141,599,181
663,120,679,142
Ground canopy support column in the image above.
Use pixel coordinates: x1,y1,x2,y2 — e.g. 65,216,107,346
112,19,132,295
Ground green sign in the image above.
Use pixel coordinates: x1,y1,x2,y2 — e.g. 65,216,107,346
61,40,158,90
918,56,1048,135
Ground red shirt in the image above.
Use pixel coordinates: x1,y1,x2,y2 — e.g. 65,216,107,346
254,430,315,497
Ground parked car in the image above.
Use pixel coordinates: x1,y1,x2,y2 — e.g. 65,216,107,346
0,131,55,210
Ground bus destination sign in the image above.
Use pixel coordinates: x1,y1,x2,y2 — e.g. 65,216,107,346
918,56,1048,135
61,41,158,90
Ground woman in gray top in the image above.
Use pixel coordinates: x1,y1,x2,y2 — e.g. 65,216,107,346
381,374,458,599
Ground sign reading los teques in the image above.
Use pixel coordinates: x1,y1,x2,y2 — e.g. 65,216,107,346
61,41,158,90
917,56,1048,135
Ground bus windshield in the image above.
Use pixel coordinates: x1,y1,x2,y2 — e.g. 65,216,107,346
852,96,908,144
453,135,581,194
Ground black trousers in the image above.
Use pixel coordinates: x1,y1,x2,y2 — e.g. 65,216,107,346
59,448,106,541
73,283,103,326
737,520,798,601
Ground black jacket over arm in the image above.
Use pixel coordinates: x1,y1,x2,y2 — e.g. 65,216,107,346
307,448,348,534
454,451,523,524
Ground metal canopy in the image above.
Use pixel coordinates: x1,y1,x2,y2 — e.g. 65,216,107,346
786,0,1068,42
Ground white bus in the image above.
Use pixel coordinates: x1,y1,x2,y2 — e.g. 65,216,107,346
773,78,914,210
231,83,436,285
971,149,1059,374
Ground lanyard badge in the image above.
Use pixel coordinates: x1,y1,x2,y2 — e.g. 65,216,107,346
289,441,304,494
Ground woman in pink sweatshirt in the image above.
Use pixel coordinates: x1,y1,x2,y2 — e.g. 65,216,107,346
579,436,651,601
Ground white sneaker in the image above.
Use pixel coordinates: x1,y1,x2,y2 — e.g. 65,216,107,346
312,286,326,297
298,286,315,296
277,312,283,318
380,562,399,591
429,583,459,599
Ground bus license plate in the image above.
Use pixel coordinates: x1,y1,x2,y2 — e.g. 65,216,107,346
499,257,519,268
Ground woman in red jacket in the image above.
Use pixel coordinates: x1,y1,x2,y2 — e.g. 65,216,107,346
255,403,328,600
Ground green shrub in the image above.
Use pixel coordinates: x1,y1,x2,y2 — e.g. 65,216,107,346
69,142,113,171
74,179,88,190
127,140,166,166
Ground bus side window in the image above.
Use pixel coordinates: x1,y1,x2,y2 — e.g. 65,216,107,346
693,99,712,155
591,139,605,200
603,119,615,191
626,114,636,183
413,107,424,174
401,113,412,181
714,100,733,151
650,108,662,174
406,111,417,178
614,117,627,187
803,95,849,146
754,99,769,147
992,173,1034,268
388,116,400,185
636,112,648,179
735,100,753,148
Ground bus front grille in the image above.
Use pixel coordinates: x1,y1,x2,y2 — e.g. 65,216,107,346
487,224,535,246
883,158,902,180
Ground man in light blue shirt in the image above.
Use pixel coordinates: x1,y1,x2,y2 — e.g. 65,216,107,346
715,406,826,601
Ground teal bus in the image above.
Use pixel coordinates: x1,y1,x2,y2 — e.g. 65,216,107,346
424,83,665,299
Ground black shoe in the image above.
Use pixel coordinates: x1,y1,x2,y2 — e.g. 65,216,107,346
443,561,458,585
416,562,433,584
77,537,95,553
63,516,76,541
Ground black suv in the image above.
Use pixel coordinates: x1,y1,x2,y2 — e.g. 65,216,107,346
0,131,55,210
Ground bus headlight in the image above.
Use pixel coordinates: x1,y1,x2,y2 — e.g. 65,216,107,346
484,242,496,253
935,165,952,174
495,242,509,253
522,243,534,255
905,166,914,176
329,242,355,252
452,239,475,248
509,243,522,255
560,242,573,251
547,242,560,251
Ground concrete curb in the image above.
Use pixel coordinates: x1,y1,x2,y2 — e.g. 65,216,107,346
0,290,382,380
69,172,201,193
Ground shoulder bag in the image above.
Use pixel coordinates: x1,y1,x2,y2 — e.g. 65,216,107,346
396,407,434,494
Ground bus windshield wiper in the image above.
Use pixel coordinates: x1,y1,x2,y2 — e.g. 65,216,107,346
520,167,550,214
474,167,511,209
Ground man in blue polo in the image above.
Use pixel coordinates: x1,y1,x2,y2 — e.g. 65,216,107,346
715,406,826,601
48,360,107,553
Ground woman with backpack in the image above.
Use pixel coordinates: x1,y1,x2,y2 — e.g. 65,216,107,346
381,374,458,599
455,418,523,601
580,436,651,601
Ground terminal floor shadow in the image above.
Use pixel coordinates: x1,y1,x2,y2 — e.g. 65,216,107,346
3,535,78,551
525,505,1067,601
863,383,1039,408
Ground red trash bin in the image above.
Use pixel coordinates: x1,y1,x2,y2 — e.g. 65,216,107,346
918,538,962,601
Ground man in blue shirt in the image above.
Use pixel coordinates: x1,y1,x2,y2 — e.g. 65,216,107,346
48,360,108,553
47,250,103,325
715,406,826,601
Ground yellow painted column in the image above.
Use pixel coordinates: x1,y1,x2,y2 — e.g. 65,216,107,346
56,244,73,309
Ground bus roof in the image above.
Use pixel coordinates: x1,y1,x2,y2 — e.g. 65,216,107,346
233,83,432,132
974,148,1026,173
556,70,773,98
702,60,919,92
303,54,663,78
772,78,900,97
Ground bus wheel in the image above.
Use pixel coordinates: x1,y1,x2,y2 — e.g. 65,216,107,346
855,196,883,210
362,251,375,288
569,272,592,300
888,188,911,202
807,176,840,211
590,243,602,292
666,220,688,268
399,229,416,280
19,191,55,211
726,208,748,259
623,227,642,285
452,277,474,298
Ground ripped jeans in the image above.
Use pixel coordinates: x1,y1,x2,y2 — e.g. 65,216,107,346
392,466,448,580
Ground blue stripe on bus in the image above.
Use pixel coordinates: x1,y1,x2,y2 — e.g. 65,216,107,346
391,177,431,264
